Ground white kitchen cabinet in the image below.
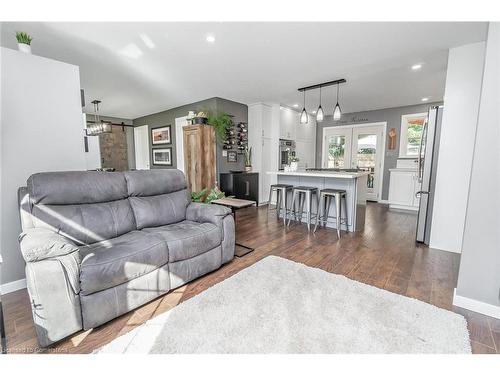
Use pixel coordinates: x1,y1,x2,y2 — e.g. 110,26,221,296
388,169,421,211
248,103,279,205
279,107,297,140
261,104,273,139
260,137,275,203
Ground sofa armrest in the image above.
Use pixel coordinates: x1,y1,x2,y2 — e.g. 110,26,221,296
19,228,79,262
186,202,232,227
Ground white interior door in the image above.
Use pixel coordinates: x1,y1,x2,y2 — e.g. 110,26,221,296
352,124,385,201
134,125,150,170
322,127,352,169
175,116,189,172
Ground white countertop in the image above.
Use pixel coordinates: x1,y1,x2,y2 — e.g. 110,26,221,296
267,170,370,179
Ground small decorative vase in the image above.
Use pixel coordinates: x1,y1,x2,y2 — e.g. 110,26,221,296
18,43,31,54
290,161,298,172
245,166,252,172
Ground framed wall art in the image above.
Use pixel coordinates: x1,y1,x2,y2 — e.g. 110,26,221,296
152,147,173,166
151,125,171,145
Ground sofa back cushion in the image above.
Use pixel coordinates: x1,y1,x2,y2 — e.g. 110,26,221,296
27,172,135,245
28,171,128,205
124,170,190,229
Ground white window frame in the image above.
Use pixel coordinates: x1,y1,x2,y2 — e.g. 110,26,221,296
399,113,428,158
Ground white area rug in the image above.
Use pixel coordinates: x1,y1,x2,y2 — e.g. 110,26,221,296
96,256,471,354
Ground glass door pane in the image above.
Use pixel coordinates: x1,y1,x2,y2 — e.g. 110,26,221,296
327,135,346,168
356,133,377,189
323,128,352,169
352,125,384,201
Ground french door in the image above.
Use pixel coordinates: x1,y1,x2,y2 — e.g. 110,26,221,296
323,127,352,169
322,123,385,201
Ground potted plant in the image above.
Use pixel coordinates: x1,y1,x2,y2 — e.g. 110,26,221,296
193,111,208,125
244,147,252,172
16,32,33,54
289,156,299,172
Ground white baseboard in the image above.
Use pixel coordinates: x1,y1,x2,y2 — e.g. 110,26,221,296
377,200,390,205
453,288,500,319
1,278,27,295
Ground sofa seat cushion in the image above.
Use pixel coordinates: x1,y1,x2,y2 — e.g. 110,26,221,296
143,220,222,262
79,231,168,295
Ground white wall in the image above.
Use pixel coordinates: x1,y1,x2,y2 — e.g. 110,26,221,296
1,47,87,286
82,114,102,170
429,42,486,253
454,23,500,316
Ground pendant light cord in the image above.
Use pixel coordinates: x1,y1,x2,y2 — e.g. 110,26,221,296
336,83,339,103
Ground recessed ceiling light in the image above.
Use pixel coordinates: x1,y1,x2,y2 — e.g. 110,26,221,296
119,43,143,59
412,64,422,70
206,35,216,43
139,33,155,49
421,97,429,102
293,104,299,108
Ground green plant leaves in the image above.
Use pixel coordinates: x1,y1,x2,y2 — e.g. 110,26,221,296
16,31,33,45
206,110,233,143
191,187,226,204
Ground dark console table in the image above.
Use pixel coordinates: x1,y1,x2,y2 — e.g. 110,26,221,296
219,172,259,204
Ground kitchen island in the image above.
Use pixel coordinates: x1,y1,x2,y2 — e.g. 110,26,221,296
267,170,369,232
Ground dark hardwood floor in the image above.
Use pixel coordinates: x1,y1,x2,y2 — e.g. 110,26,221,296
2,203,499,354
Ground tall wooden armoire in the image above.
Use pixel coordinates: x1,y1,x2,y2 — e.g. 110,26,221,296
183,124,217,193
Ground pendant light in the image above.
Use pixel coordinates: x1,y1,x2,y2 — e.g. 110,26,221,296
333,83,342,121
300,90,308,124
87,100,112,136
316,86,324,122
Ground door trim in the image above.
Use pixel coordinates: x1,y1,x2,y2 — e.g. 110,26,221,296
175,116,189,172
133,124,150,170
321,122,387,202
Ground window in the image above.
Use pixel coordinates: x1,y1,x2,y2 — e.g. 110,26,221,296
399,113,427,158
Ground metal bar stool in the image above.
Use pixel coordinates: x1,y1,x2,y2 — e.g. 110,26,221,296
287,186,319,231
314,188,348,238
267,184,293,225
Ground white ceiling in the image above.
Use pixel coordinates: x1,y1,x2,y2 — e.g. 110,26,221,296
0,22,487,119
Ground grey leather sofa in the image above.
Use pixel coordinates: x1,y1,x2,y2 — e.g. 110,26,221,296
17,169,235,347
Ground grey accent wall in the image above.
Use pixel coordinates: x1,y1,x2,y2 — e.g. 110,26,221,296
215,98,249,174
456,23,500,308
133,97,248,178
133,98,217,170
315,102,442,200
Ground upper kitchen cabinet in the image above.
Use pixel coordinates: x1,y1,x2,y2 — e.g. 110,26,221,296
279,106,316,142
279,107,297,140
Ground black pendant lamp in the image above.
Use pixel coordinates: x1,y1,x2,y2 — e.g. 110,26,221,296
300,90,308,124
316,86,324,122
333,83,342,121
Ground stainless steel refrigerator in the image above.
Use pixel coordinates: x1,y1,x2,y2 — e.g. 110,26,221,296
416,105,443,244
